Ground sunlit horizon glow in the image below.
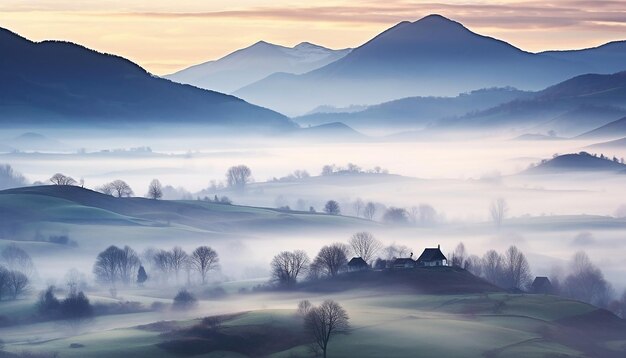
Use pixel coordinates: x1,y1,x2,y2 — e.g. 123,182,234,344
1,0,625,74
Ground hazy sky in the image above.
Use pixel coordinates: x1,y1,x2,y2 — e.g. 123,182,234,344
2,0,625,74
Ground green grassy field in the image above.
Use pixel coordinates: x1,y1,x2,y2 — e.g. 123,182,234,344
3,290,624,358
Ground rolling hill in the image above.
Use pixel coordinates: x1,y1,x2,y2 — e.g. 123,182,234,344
435,72,626,136
578,116,626,139
234,14,626,115
295,87,530,131
0,27,294,131
522,152,626,175
0,185,370,234
165,41,350,93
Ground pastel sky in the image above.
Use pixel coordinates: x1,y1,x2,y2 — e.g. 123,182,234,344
2,0,625,74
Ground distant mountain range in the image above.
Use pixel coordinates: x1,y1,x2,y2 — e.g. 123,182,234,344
165,41,351,94
295,87,531,131
234,15,626,115
523,152,626,175
0,27,294,131
433,71,626,137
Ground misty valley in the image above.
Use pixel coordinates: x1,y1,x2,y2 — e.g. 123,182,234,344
1,9,626,358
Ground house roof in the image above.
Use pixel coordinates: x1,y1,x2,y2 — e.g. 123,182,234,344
416,248,447,263
531,276,552,288
348,257,368,266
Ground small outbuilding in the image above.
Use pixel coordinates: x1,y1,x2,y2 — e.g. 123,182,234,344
347,257,369,271
531,276,553,294
392,258,416,269
416,245,447,267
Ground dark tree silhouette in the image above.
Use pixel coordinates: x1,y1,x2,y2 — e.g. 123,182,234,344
313,243,349,277
304,300,350,358
270,250,310,287
6,270,29,299
501,246,532,290
49,173,76,185
37,286,61,316
172,289,197,310
324,200,340,215
137,266,148,286
109,180,134,198
147,179,163,200
191,246,219,285
61,291,93,328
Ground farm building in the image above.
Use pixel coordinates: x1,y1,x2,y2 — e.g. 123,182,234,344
416,245,447,267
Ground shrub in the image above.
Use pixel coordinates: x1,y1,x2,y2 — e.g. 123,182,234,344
172,289,197,310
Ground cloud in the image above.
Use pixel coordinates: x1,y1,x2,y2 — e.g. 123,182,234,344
99,0,626,31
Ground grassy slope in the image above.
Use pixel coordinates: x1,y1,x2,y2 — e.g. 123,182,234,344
0,185,370,248
8,292,622,358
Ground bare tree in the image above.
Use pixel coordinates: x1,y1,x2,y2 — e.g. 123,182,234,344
191,246,219,285
49,173,76,185
169,246,189,284
6,270,29,299
152,250,172,283
450,242,467,268
313,243,349,277
502,246,532,290
93,246,122,287
109,180,134,198
363,202,377,220
304,300,350,358
324,200,341,215
118,246,140,285
352,198,364,217
383,244,411,260
270,250,310,287
482,250,504,286
97,182,115,196
147,179,163,200
349,232,382,263
465,255,483,277
562,252,612,307
92,245,140,287
226,165,252,189
490,198,508,228
1,244,35,278
0,164,27,190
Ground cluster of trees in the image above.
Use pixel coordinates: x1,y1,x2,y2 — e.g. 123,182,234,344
49,173,77,186
454,243,625,312
298,299,350,358
321,163,388,176
97,180,134,198
93,245,220,290
36,286,93,325
270,232,387,287
0,244,34,300
144,246,220,286
449,243,532,290
0,164,27,190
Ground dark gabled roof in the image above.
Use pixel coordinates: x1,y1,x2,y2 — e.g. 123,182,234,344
348,257,368,266
416,248,447,263
531,276,552,287
393,258,416,265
